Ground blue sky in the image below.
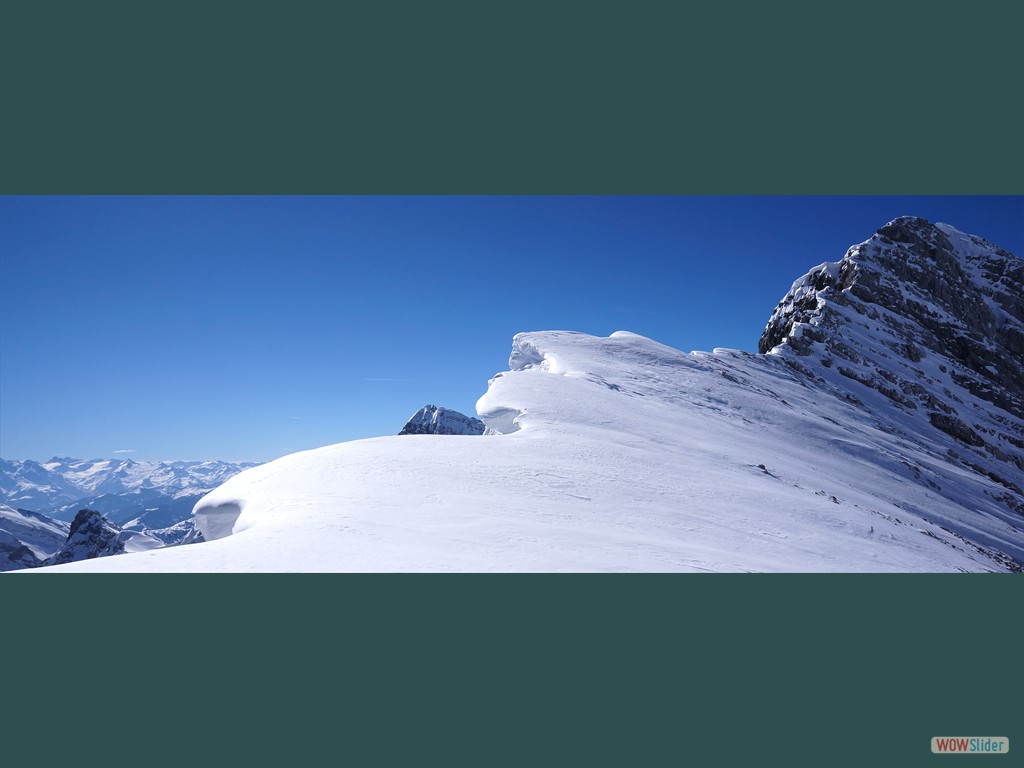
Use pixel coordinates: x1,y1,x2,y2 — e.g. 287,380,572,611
1,196,1021,462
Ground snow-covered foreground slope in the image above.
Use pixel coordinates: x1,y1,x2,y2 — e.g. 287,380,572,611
31,218,1023,572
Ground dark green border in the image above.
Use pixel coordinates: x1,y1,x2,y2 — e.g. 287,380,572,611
2,2,1021,194
2,3,1021,768
6,575,1020,767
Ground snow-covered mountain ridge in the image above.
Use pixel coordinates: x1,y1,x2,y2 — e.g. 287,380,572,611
31,217,1024,572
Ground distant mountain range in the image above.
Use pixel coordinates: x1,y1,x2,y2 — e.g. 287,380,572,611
0,457,257,530
1,458,254,570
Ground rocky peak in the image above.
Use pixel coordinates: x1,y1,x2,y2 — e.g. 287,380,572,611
851,218,1023,368
761,216,1023,409
398,405,487,436
45,509,125,565
759,217,1023,516
43,508,165,566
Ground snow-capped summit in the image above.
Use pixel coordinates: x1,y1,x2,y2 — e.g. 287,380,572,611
30,218,1024,572
398,405,486,436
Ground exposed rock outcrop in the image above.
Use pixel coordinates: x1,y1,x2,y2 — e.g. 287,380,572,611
399,405,486,436
44,509,162,566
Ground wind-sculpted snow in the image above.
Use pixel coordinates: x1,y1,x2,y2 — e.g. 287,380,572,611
29,218,1023,572
194,501,243,541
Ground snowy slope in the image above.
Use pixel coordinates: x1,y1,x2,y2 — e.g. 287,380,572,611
29,218,1023,573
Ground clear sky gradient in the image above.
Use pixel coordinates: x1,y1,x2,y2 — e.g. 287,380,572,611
2,196,1021,462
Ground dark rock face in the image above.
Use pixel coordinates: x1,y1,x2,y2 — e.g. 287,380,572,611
761,216,1024,419
760,260,857,355
929,413,985,447
399,405,486,436
760,216,1024,532
45,509,127,566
